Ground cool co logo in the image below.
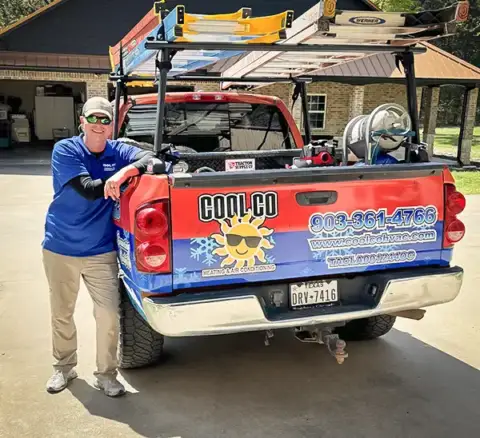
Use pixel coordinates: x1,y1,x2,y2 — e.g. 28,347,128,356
198,192,278,223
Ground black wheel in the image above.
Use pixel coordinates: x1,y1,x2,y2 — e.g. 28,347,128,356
334,315,396,341
118,282,165,369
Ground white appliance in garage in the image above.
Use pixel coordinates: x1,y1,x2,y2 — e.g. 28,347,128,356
34,96,76,141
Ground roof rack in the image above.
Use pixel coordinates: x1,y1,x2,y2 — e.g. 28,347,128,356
109,0,469,156
109,0,469,79
221,0,470,87
109,4,294,77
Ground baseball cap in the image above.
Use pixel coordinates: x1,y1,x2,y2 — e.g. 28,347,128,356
82,97,114,120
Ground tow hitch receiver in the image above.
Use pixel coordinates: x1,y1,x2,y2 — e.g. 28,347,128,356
294,327,348,365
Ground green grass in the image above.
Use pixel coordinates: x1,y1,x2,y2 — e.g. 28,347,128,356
426,126,480,160
451,170,480,195
425,126,480,194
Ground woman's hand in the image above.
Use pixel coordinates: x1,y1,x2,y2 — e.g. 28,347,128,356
104,166,138,200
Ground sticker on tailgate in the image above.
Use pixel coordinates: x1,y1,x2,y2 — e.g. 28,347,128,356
197,191,278,277
225,159,255,172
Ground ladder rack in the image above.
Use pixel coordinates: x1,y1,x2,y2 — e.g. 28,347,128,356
221,0,470,87
109,0,469,81
109,4,294,78
109,0,469,155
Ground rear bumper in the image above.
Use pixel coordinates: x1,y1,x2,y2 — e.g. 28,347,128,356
142,267,463,337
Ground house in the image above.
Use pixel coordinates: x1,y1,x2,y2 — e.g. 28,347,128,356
0,0,478,164
0,0,379,144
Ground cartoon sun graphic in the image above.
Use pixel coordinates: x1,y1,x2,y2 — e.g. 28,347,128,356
211,210,274,269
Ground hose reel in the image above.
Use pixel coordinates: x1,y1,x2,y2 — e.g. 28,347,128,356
342,104,414,165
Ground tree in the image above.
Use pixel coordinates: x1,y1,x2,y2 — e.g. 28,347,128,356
372,0,480,67
0,0,53,28
373,0,421,12
421,0,480,68
373,0,480,125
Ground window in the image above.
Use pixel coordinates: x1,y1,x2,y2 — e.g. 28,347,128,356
123,102,295,152
307,94,327,130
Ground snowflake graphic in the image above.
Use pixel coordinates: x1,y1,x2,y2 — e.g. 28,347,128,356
301,266,315,276
174,268,200,287
310,227,357,261
418,223,436,230
190,247,203,262
203,252,217,266
313,251,327,262
191,237,219,252
175,267,187,279
374,244,400,253
266,255,276,264
190,237,220,265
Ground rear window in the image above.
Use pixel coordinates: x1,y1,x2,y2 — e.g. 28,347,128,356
122,101,295,152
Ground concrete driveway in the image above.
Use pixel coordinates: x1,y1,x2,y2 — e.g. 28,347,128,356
0,162,479,438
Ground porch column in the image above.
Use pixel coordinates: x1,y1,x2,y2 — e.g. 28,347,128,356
416,87,423,115
349,85,365,119
422,86,440,158
458,87,479,166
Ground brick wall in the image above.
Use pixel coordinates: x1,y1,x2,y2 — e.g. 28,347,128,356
192,81,422,137
364,84,408,114
0,69,109,99
364,84,423,115
286,82,352,137
251,83,293,107
193,82,221,92
85,76,109,99
349,86,364,119
0,70,424,136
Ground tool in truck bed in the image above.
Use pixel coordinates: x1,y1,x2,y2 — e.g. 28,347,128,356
108,1,469,369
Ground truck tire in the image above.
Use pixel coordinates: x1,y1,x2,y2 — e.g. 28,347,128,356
118,283,165,369
334,315,396,341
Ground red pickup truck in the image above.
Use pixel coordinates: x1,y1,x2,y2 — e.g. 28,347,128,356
112,90,466,368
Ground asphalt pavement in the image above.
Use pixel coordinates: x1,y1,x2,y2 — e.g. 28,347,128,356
0,160,479,438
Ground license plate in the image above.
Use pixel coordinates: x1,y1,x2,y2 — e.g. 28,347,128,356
290,280,338,308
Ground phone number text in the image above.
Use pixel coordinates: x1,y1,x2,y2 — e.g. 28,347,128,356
309,206,438,234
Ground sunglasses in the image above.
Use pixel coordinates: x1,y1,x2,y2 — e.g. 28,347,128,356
226,234,262,248
85,115,112,125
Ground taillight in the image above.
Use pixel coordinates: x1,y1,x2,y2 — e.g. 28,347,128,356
136,207,168,236
134,200,171,274
443,183,466,248
445,220,466,243
446,188,466,215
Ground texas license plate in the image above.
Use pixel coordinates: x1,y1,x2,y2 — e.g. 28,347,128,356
290,280,338,308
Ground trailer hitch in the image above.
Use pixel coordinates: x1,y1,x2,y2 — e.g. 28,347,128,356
294,327,348,365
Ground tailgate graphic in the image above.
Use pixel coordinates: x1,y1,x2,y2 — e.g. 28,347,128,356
199,191,278,277
307,206,439,270
170,177,449,290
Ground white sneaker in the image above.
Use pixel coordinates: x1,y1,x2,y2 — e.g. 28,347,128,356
46,369,78,393
94,377,126,397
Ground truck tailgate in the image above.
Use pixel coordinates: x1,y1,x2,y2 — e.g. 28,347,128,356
169,164,447,290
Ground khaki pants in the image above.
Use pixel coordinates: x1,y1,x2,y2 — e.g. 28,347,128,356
42,249,120,378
